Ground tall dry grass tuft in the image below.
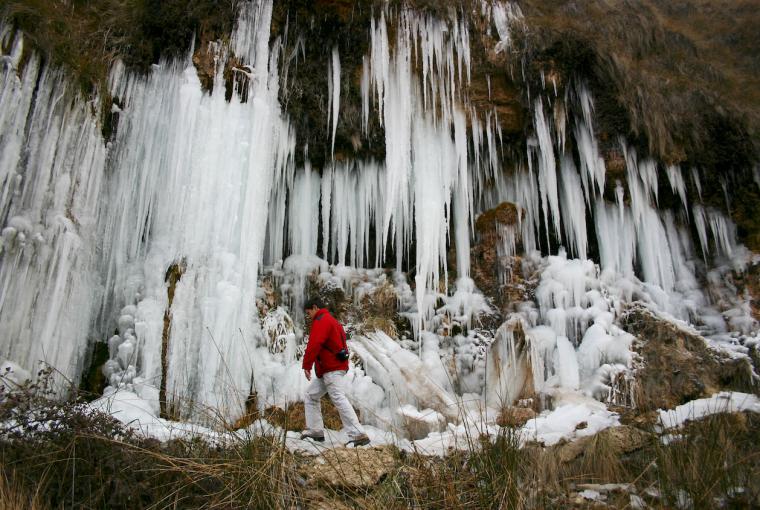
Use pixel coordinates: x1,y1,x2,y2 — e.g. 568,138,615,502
0,470,46,510
0,369,306,509
364,427,528,509
651,412,760,508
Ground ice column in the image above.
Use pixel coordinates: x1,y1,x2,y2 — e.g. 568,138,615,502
101,0,296,419
0,31,107,387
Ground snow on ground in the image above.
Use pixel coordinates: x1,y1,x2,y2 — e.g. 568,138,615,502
88,387,621,456
89,389,222,443
521,393,620,446
657,391,760,429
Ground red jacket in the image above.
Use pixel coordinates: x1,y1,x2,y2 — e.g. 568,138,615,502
302,309,349,378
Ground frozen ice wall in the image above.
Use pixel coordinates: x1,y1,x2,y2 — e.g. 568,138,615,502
101,0,296,418
0,28,107,386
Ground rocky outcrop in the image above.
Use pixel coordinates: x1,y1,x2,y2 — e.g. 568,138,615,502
554,425,652,465
470,202,535,315
621,306,758,411
298,446,396,491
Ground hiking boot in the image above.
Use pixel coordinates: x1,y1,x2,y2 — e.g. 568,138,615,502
299,430,325,442
345,434,370,447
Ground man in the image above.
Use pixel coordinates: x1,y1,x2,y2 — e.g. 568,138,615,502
301,299,370,447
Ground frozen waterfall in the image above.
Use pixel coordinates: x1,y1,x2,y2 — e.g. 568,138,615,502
0,0,757,436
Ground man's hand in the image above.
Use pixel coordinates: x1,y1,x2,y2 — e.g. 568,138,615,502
304,369,311,381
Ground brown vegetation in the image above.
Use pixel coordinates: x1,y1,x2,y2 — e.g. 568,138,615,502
3,370,760,509
516,0,760,163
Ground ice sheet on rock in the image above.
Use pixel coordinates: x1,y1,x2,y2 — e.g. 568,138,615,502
439,277,492,330
100,0,294,419
484,317,528,408
0,360,32,390
658,392,760,429
350,331,459,422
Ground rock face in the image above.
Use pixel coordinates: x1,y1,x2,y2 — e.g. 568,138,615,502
470,202,534,315
621,307,758,411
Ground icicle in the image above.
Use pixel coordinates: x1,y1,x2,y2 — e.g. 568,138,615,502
327,46,340,159
708,209,736,258
572,84,606,201
665,164,688,212
693,205,709,260
532,98,562,242
595,200,636,279
453,107,471,279
320,165,333,260
622,146,676,293
361,56,370,135
559,156,588,260
690,167,703,201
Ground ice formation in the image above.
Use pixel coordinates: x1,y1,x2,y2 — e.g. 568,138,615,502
0,0,758,445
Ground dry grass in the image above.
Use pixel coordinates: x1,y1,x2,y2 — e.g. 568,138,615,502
356,279,401,337
0,0,237,135
517,0,760,165
3,354,760,509
0,470,46,510
650,412,760,507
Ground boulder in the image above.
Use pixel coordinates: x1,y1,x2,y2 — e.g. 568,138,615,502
621,306,758,411
556,425,652,464
397,405,446,440
300,446,396,490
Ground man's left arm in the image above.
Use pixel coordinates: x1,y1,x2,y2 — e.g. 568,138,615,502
302,321,326,379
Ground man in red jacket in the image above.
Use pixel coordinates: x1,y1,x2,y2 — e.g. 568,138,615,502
301,299,370,446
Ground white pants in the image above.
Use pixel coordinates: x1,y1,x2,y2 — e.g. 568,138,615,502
304,370,365,439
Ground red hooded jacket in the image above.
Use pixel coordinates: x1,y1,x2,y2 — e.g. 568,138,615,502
302,308,349,378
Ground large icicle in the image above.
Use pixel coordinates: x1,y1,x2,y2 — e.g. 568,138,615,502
327,46,340,159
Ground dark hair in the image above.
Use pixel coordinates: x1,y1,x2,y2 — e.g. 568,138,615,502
303,298,324,311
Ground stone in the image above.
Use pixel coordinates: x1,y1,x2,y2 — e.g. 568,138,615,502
556,425,652,464
300,446,396,490
397,407,446,440
621,306,758,411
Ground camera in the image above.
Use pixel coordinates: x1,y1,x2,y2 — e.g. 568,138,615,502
336,348,349,361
